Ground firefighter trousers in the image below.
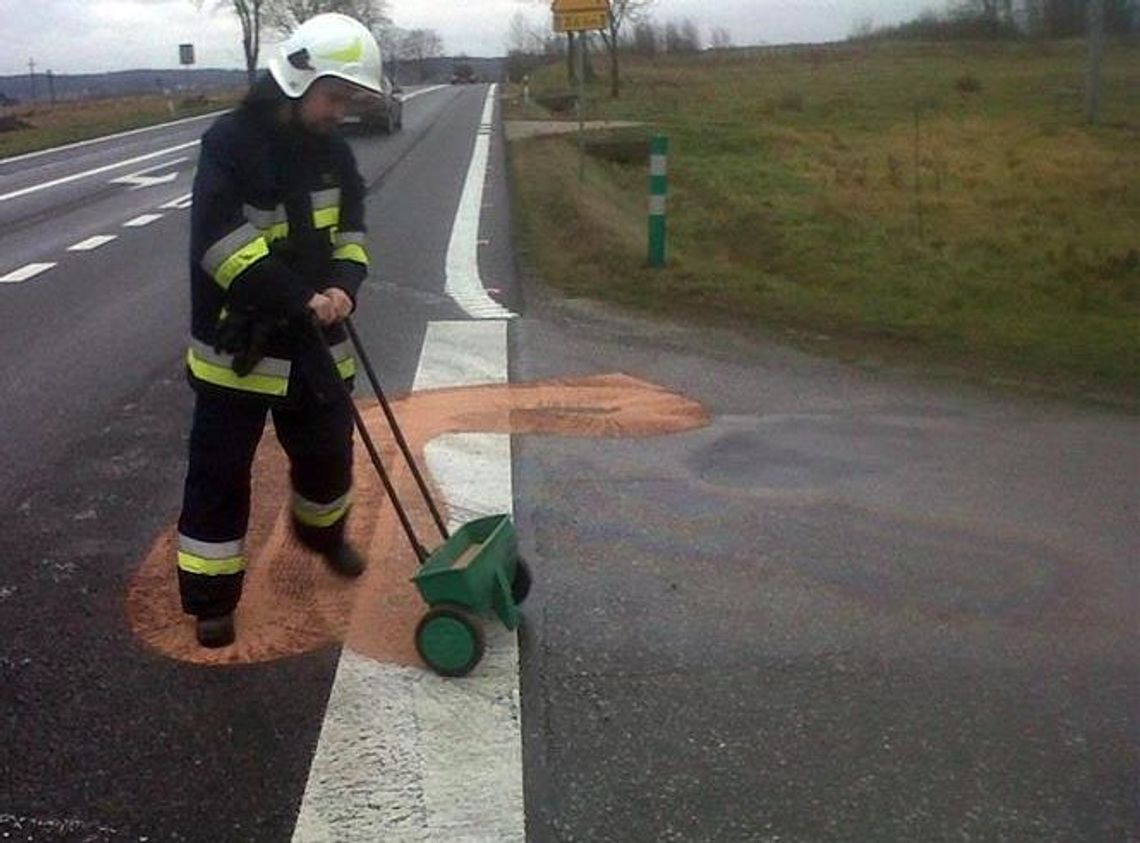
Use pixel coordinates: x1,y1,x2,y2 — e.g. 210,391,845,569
176,384,354,618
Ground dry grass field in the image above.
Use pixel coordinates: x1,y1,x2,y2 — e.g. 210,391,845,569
0,91,241,158
507,40,1139,404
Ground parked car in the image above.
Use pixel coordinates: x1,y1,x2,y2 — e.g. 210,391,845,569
344,75,403,133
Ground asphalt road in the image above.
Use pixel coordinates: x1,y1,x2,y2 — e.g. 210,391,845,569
1,82,1137,842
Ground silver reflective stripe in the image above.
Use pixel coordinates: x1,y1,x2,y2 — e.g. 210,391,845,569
292,491,351,518
333,231,366,247
244,203,287,230
311,188,341,210
650,155,668,177
189,338,292,378
649,195,667,216
329,340,353,362
201,223,262,276
178,533,243,559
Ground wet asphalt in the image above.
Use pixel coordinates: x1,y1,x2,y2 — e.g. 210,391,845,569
511,290,1138,841
0,84,1135,841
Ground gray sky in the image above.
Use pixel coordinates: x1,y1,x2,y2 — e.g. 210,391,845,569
0,1,940,76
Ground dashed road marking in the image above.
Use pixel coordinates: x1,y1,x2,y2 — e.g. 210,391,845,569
68,235,118,252
159,193,194,210
1,263,56,284
123,214,163,228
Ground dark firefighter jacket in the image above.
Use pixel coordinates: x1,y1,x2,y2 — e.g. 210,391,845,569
187,104,368,401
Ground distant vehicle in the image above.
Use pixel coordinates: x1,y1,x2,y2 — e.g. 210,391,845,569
343,75,403,133
450,63,478,84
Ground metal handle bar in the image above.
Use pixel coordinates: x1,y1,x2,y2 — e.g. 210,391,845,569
344,317,450,542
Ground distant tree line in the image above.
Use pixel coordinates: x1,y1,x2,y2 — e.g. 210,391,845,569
855,0,1139,41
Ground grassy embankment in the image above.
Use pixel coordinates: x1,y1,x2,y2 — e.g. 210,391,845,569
0,92,243,159
506,40,1139,404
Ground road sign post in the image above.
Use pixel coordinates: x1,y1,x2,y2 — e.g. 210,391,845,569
552,0,610,183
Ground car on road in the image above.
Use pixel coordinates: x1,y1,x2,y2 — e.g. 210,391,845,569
344,75,403,133
450,63,478,84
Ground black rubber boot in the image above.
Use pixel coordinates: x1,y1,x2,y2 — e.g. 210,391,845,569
196,614,235,648
323,543,367,578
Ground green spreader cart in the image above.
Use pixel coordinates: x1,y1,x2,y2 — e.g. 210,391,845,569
334,319,531,677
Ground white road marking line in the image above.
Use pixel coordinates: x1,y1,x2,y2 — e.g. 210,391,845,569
444,84,516,321
400,85,448,102
0,110,222,165
68,235,118,252
0,140,200,203
110,157,187,189
159,193,194,210
0,262,56,283
293,320,524,843
123,214,163,228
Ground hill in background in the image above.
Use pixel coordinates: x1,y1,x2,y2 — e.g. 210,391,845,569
0,57,506,106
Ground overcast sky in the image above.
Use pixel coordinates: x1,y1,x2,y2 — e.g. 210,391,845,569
0,0,942,77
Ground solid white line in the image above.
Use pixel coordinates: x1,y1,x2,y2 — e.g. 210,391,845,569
0,110,223,165
123,214,163,228
0,263,56,283
400,85,448,102
0,141,200,203
444,84,517,321
292,321,523,842
68,235,117,252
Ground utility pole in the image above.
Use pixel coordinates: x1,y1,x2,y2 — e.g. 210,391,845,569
46,70,55,106
1087,0,1106,124
28,57,36,103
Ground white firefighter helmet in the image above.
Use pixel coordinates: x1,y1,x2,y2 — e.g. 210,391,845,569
267,13,383,99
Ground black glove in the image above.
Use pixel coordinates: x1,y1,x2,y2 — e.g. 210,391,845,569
214,310,286,377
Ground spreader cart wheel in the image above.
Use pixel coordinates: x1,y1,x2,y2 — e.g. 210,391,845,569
415,603,485,677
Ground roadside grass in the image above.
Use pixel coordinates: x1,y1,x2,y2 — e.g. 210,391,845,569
506,40,1140,404
0,91,242,158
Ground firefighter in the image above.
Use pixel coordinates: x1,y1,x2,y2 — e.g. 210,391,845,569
177,13,383,648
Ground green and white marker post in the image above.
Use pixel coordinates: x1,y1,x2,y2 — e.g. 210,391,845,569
648,134,668,267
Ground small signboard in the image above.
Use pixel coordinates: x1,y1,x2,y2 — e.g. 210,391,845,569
551,0,608,10
552,0,609,32
179,43,195,66
553,9,609,32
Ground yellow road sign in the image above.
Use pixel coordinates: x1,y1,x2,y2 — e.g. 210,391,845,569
551,0,608,12
553,9,609,32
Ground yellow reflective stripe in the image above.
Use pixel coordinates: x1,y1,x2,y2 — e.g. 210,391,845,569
313,206,340,230
190,339,291,378
333,243,368,265
186,347,290,397
329,340,356,378
264,222,289,243
292,491,352,528
216,238,270,290
321,39,363,64
177,551,246,576
202,223,269,290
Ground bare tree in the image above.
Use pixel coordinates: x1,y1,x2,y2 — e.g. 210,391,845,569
710,26,733,49
598,0,657,97
631,20,658,55
508,11,548,55
262,0,390,35
198,0,266,86
400,29,444,81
